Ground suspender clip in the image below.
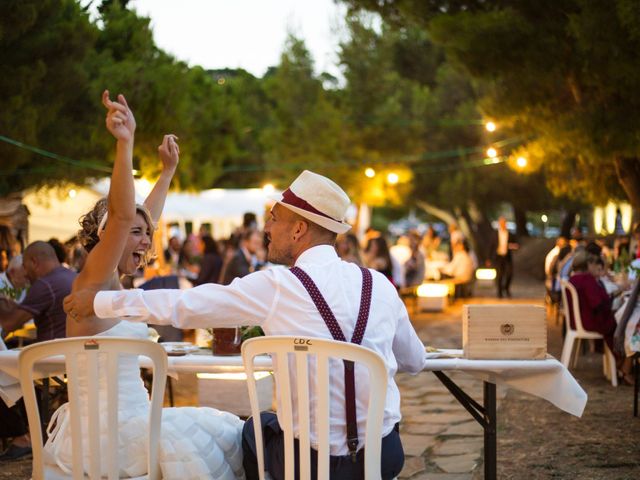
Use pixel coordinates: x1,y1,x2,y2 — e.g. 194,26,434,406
347,437,359,463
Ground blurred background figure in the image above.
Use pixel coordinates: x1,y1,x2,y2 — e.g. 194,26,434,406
220,228,263,285
47,238,69,268
421,225,441,260
335,232,363,266
0,254,28,303
490,216,519,298
0,225,18,272
178,234,201,283
439,238,475,285
364,236,395,285
194,235,224,286
163,235,182,274
389,235,411,288
404,230,425,287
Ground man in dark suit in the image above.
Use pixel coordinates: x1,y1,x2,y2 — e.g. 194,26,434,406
221,229,263,285
490,216,519,298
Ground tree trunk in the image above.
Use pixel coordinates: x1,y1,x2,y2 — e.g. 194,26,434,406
560,210,578,238
513,206,529,238
614,156,640,212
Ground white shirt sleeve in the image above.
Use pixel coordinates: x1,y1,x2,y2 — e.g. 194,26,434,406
392,296,426,374
94,269,281,329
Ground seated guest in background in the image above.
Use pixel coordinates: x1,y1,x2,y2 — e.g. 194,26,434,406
421,225,441,260
0,241,75,342
47,238,69,267
0,254,28,303
178,234,201,282
220,228,263,284
335,232,363,266
194,235,223,286
569,252,621,358
0,241,76,461
439,239,474,284
545,236,568,283
365,236,395,285
404,230,425,287
163,235,182,274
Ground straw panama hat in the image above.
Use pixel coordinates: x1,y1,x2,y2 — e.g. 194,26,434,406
271,170,352,234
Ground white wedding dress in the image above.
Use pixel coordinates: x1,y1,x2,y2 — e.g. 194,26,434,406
44,320,245,479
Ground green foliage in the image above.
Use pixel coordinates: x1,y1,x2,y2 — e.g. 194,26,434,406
0,0,104,194
346,0,640,208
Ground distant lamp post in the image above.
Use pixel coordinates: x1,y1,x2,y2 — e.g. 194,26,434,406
516,156,528,168
387,172,399,185
486,147,498,158
262,183,275,195
365,168,376,178
485,121,496,132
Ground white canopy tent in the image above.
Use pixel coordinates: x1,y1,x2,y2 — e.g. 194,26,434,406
23,179,277,243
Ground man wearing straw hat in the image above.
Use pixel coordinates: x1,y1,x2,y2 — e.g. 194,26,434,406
65,170,427,480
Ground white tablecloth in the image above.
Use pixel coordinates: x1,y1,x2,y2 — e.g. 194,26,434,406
0,348,587,416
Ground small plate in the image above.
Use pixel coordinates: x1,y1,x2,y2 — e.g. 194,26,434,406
160,342,199,355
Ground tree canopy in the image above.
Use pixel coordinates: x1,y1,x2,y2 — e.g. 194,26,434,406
344,0,640,211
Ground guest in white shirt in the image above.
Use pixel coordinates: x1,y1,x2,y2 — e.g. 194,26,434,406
0,254,28,303
64,170,426,480
439,239,475,284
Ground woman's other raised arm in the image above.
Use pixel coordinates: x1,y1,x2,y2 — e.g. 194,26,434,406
143,134,180,223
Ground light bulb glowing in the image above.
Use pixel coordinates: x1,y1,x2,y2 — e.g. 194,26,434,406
485,121,496,132
387,172,399,185
365,168,375,178
262,183,275,195
68,189,77,198
486,147,498,158
516,156,527,168
541,214,548,223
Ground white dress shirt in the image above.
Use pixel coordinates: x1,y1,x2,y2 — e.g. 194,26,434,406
497,228,509,256
94,245,426,455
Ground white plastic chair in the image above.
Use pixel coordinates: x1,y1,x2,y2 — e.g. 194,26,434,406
242,336,388,480
19,336,167,480
560,280,617,386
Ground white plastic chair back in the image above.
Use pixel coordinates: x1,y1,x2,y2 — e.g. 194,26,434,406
19,336,167,480
560,280,617,386
242,336,388,480
560,280,600,337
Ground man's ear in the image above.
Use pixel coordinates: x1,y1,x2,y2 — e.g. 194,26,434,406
293,220,310,240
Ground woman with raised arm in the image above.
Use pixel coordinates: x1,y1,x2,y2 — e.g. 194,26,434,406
46,91,244,479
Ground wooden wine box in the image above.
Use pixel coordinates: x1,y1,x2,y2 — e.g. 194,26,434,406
462,304,547,359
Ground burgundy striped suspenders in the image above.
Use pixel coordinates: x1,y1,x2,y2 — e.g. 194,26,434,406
290,266,373,461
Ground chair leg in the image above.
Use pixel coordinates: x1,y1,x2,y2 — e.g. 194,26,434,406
571,339,582,369
604,346,618,387
560,335,575,368
634,355,639,417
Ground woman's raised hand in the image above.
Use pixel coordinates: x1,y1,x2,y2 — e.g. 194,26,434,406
158,134,180,173
102,90,136,142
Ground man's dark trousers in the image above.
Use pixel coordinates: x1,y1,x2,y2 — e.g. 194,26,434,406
495,254,513,297
242,412,404,480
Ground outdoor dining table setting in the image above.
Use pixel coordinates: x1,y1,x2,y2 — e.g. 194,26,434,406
0,335,587,480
